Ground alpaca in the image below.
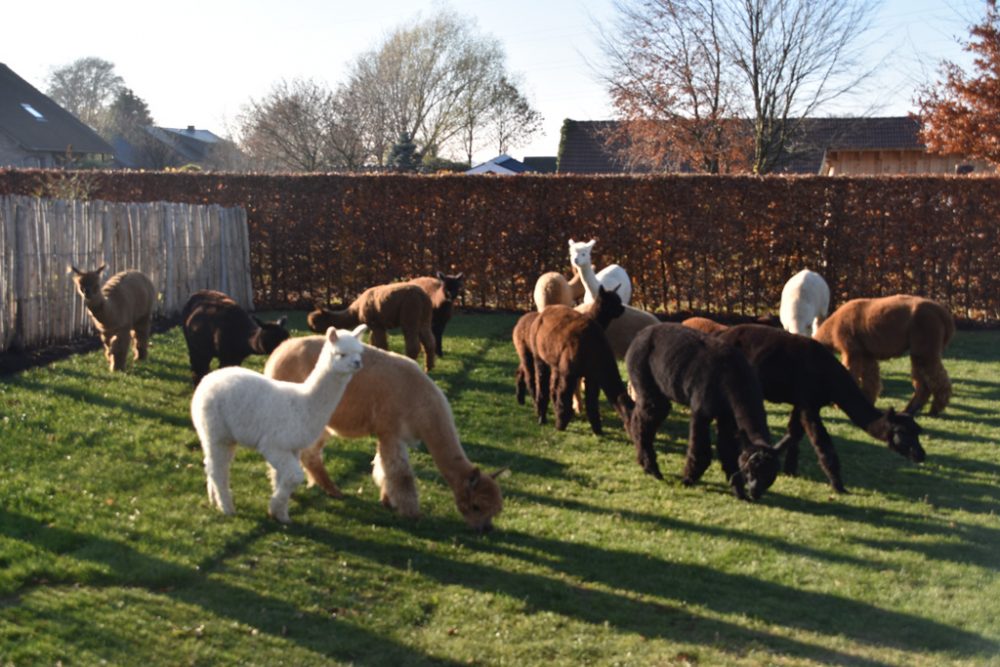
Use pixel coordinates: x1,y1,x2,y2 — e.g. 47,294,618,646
532,271,585,311
716,324,925,492
264,337,504,532
780,269,830,336
625,323,784,501
512,310,540,405
408,272,464,358
813,295,954,415
71,265,156,372
182,289,289,387
191,325,366,523
308,282,435,371
568,238,632,306
530,286,632,435
681,316,730,335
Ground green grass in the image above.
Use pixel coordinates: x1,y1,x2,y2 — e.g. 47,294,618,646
1,313,998,666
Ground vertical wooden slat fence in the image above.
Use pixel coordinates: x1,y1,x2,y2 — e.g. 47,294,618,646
0,195,252,352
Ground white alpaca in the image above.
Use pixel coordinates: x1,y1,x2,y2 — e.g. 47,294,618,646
190,324,367,523
568,239,632,305
779,269,830,336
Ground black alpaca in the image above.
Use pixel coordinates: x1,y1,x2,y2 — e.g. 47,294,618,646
716,324,925,492
182,290,289,387
625,323,784,501
530,286,632,435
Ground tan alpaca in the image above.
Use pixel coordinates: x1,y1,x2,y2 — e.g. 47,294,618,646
813,295,954,415
682,316,730,335
71,265,156,372
307,282,435,371
532,271,585,311
264,337,504,532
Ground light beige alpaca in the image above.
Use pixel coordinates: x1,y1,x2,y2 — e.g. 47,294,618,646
264,337,504,532
71,265,156,371
532,271,585,311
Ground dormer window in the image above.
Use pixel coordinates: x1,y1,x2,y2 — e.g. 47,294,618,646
21,103,46,121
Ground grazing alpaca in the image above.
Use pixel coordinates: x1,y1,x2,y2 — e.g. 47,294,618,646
408,272,464,358
530,286,632,435
181,289,289,387
264,337,504,532
625,323,784,501
308,282,436,371
191,325,366,523
780,269,830,336
512,310,540,405
71,265,156,372
716,324,925,492
532,271,585,311
813,295,954,415
568,238,633,306
681,316,730,335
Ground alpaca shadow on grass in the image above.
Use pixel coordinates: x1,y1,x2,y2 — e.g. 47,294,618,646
298,521,998,664
1,510,463,667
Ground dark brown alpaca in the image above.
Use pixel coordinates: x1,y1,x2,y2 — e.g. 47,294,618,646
813,295,954,415
512,310,540,405
308,282,436,371
181,290,289,387
626,323,784,501
529,287,632,435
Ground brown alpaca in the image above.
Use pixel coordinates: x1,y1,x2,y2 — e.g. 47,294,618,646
264,337,504,532
71,265,156,372
512,310,540,405
532,270,585,311
530,287,632,435
682,316,730,336
408,272,464,358
308,282,435,371
813,295,954,415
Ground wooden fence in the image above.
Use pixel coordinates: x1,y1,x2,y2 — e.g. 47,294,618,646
0,195,253,352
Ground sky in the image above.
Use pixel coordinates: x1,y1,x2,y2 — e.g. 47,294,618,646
1,0,989,164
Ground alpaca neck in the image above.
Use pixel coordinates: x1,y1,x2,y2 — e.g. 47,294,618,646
84,294,109,324
422,415,476,494
829,361,883,431
574,259,601,302
325,307,362,329
725,381,772,445
299,344,353,412
248,327,267,354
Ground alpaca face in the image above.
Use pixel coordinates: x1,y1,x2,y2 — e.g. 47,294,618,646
325,325,366,373
455,468,504,533
71,265,106,301
739,445,781,501
436,272,465,302
255,316,290,353
568,239,596,269
886,410,925,463
595,286,625,321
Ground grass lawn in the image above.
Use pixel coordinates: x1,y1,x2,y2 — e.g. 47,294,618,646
1,312,998,666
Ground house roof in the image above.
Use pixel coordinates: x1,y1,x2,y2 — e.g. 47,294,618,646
557,117,927,175
146,125,224,164
523,156,558,173
0,62,114,156
467,154,532,175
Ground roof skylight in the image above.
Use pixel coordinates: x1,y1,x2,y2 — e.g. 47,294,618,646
21,103,46,121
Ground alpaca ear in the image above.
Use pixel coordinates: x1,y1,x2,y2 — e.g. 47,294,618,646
611,284,621,294
436,270,446,280
96,264,106,274
350,324,368,339
454,272,463,280
588,239,597,247
326,327,339,342
69,265,82,276
489,466,510,480
276,316,288,328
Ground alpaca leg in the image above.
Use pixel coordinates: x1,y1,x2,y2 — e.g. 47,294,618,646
905,359,933,416
432,318,445,358
369,328,389,350
629,395,670,479
533,362,551,425
263,450,305,523
554,373,579,431
418,326,436,372
188,347,214,387
681,414,714,487
204,440,237,515
299,434,343,498
909,356,951,416
582,373,603,436
372,439,420,518
845,353,881,404
714,415,747,500
778,407,806,475
133,316,152,361
800,407,846,493
108,333,132,372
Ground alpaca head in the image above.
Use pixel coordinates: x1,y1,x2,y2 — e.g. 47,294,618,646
738,437,784,501
70,264,107,301
591,285,625,325
253,316,290,353
307,306,335,333
436,271,465,302
454,467,505,533
880,408,926,463
568,239,597,270
323,325,367,373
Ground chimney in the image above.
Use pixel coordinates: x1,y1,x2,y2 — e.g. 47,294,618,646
186,125,195,133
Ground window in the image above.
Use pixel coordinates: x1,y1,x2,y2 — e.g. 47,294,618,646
21,103,46,121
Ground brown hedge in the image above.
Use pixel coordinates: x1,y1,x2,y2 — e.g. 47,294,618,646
2,169,998,321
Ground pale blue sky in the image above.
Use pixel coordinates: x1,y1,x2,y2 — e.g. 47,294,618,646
2,0,987,163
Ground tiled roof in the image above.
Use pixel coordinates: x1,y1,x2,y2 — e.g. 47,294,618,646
0,63,113,156
523,156,557,173
558,117,926,175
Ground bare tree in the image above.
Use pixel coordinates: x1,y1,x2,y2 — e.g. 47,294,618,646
601,0,879,173
46,57,124,129
488,77,544,156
